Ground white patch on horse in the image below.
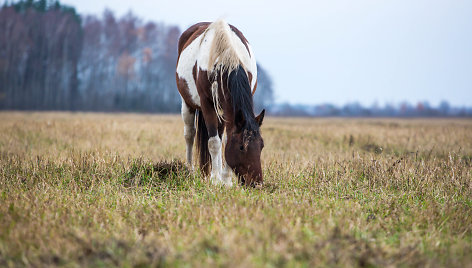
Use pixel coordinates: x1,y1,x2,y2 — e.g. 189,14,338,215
176,33,207,107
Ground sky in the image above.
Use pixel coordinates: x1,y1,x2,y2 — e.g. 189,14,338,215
60,0,472,107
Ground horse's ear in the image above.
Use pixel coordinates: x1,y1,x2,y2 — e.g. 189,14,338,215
255,109,265,127
235,109,246,132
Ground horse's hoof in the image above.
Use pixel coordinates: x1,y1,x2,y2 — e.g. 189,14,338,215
210,174,220,185
223,180,233,187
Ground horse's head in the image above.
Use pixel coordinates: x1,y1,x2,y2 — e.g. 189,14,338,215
225,109,265,187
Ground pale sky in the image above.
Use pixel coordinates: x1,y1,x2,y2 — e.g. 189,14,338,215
61,0,472,107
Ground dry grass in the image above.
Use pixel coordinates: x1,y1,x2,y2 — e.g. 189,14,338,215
0,112,471,267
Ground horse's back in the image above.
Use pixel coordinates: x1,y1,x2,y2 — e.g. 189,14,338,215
176,20,257,110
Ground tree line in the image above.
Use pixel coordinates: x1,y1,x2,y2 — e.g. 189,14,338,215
0,0,274,112
271,101,472,117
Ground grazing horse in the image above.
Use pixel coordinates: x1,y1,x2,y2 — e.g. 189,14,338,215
176,20,265,187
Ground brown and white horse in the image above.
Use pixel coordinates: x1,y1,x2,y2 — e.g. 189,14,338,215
176,20,265,187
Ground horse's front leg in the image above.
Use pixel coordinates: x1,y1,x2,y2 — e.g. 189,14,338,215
208,135,223,185
201,102,228,186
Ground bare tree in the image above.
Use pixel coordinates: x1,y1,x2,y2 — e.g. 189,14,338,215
0,1,275,113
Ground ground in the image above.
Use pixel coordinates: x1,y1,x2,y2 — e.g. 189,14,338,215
0,112,471,267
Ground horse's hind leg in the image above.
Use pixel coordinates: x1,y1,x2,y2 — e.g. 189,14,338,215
181,100,196,168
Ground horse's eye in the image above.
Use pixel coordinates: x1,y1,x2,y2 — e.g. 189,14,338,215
239,145,244,151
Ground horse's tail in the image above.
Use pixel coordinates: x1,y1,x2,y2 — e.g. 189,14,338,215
195,110,211,176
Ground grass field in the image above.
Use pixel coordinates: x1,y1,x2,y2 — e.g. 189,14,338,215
0,112,471,267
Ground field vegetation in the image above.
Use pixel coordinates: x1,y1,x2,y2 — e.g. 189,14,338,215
0,112,471,267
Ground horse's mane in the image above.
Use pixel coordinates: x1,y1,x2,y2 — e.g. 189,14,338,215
203,20,257,130
228,65,259,132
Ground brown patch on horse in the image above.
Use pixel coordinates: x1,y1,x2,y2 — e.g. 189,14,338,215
192,62,198,82
247,72,257,95
248,72,252,87
195,68,210,98
253,80,258,95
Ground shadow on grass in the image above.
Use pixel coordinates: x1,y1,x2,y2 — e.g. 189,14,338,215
123,159,198,190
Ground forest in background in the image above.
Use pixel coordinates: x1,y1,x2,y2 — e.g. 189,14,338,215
0,0,274,113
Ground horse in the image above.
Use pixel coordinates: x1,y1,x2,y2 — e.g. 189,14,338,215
175,20,265,187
